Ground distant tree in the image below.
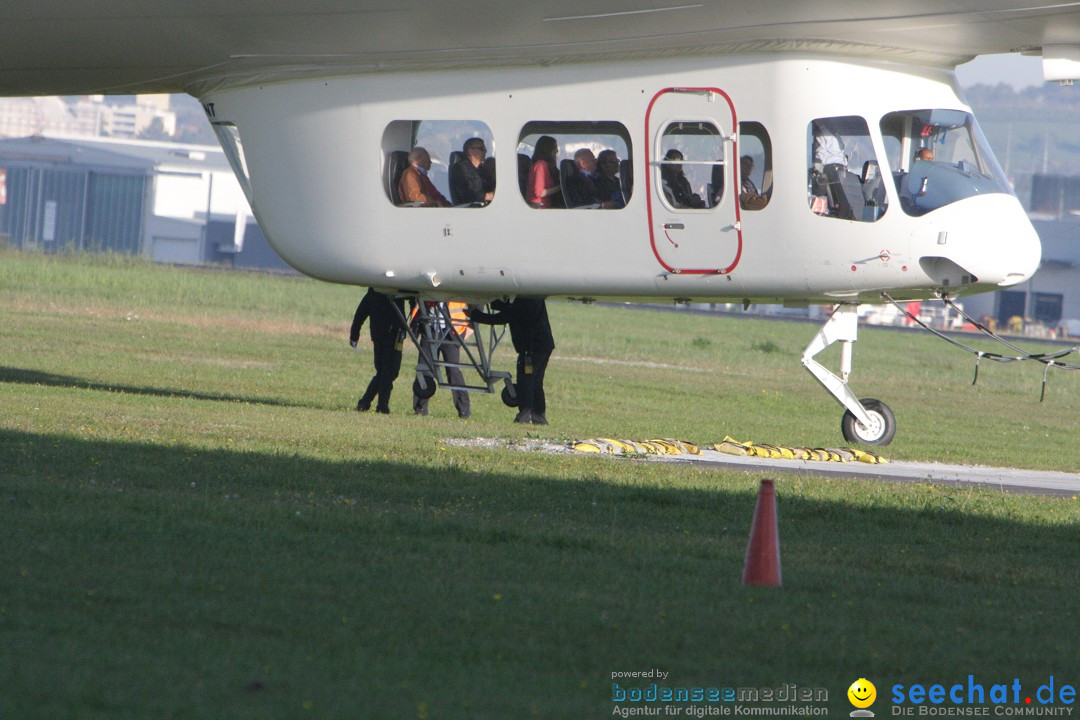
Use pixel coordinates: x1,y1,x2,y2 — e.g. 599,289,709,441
138,117,170,141
173,121,217,146
965,83,1021,107
171,93,218,145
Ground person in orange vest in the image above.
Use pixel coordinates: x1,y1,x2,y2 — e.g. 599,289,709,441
412,301,472,419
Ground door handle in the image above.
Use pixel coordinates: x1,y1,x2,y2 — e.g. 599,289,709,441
663,223,685,230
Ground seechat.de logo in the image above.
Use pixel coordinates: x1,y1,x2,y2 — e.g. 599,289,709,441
849,678,877,718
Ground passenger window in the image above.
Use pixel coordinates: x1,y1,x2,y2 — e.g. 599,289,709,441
738,121,772,211
381,120,495,207
517,121,632,209
658,121,725,210
807,116,887,222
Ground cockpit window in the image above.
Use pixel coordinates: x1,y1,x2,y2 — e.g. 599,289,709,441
807,116,887,222
880,109,1012,216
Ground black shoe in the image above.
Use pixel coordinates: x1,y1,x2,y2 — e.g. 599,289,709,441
531,413,548,425
356,400,371,412
514,410,533,424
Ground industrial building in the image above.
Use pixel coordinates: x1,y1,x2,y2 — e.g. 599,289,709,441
0,134,290,272
961,176,1080,335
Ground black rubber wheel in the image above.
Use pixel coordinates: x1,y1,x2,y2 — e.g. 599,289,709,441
412,374,437,400
840,398,896,446
501,384,519,407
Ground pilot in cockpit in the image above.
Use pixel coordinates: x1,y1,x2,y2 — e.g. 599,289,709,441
902,146,939,214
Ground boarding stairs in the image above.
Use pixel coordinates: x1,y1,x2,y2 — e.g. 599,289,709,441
394,298,515,402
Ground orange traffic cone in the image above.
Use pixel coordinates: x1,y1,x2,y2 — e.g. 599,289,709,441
742,479,782,587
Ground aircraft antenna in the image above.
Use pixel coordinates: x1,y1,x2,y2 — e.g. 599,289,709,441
883,293,1080,402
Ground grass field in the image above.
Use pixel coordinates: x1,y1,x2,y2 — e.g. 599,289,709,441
2,250,1078,719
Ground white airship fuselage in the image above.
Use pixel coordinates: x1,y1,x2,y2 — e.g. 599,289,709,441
200,55,1039,303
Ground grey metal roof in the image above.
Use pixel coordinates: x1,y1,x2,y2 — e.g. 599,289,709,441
0,134,231,174
44,135,232,173
0,135,155,172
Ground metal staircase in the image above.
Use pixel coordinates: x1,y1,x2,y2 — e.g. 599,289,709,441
393,298,515,402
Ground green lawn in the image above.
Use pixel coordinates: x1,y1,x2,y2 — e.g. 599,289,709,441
2,250,1077,719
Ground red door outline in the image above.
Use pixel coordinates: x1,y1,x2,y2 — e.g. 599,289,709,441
644,87,742,275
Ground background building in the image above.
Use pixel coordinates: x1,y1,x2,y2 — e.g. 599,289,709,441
959,178,1080,335
0,134,290,272
0,136,152,255
0,95,177,140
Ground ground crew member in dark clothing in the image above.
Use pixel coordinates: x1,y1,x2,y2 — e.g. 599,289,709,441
349,288,407,414
467,297,554,425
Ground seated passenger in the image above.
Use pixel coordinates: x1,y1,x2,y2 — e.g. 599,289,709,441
595,149,625,208
526,135,562,208
812,123,862,219
813,122,848,180
739,155,768,210
660,149,706,209
565,148,617,208
449,137,494,205
398,146,450,207
915,147,935,162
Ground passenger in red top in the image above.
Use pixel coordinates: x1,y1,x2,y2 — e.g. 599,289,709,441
526,135,561,208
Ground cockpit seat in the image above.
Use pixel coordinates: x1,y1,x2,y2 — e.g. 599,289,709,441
559,158,581,207
447,150,465,205
387,150,410,206
620,158,633,203
517,153,530,196
709,162,725,208
827,166,866,221
861,160,887,220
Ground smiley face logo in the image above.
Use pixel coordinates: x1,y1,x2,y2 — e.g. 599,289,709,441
848,678,877,709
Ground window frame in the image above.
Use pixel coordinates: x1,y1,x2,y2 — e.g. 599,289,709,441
807,115,888,222
737,120,772,211
656,118,727,211
381,119,496,207
517,120,633,210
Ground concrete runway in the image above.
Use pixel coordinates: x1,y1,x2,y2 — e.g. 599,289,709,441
652,449,1080,496
451,438,1080,496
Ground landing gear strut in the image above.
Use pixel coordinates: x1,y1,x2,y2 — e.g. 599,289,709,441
801,303,896,445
